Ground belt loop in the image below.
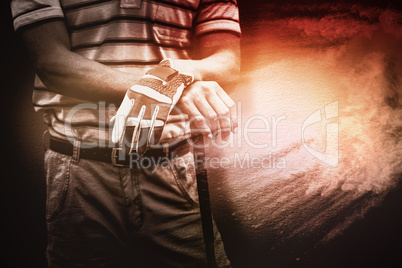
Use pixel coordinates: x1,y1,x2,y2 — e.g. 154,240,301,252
42,130,49,152
163,143,169,157
72,139,81,164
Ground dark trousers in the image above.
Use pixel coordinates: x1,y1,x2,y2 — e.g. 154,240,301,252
44,141,230,267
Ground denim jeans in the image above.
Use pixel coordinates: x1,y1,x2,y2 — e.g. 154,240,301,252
44,141,230,267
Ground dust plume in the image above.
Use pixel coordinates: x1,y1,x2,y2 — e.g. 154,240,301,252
207,3,402,265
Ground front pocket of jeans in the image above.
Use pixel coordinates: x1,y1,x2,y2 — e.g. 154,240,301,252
45,150,71,221
168,150,199,206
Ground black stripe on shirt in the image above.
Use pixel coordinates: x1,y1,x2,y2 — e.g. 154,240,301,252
15,17,66,33
152,0,197,12
64,0,197,13
198,0,238,9
34,86,55,92
13,4,52,20
71,38,191,51
62,0,114,12
195,17,239,26
194,29,241,38
69,15,191,32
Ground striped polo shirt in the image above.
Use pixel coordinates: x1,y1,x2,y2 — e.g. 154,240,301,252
11,0,241,147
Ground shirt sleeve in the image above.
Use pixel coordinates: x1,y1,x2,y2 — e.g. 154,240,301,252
11,0,64,31
193,0,241,37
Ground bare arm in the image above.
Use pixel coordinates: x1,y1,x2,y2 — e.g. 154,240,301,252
21,20,241,138
21,21,240,104
174,32,241,85
21,21,133,104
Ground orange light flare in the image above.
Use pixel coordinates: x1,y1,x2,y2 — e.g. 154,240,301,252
207,5,402,242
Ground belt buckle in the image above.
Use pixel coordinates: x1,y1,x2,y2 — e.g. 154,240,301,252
111,147,126,167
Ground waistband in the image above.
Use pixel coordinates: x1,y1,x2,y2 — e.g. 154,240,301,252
49,137,188,167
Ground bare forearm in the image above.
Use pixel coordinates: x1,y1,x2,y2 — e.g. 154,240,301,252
37,50,238,104
21,21,133,104
37,51,237,104
36,52,133,104
173,50,240,84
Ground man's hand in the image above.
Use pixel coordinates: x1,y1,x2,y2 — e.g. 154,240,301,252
176,81,238,141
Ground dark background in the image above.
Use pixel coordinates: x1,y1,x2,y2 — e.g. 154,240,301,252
2,0,402,267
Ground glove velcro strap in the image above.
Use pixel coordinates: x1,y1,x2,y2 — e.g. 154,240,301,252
146,66,178,81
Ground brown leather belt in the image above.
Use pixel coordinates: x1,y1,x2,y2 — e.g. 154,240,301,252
49,137,185,166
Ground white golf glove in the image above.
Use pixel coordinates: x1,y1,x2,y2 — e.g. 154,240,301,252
111,59,193,154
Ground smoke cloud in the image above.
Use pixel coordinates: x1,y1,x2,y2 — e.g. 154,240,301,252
287,6,402,41
209,3,402,265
